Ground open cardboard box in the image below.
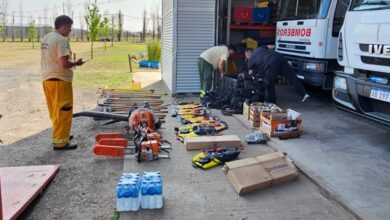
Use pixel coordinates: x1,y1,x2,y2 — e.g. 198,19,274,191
260,109,302,138
223,152,299,195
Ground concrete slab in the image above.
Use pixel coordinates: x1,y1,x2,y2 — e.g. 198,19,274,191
121,94,354,219
261,85,390,220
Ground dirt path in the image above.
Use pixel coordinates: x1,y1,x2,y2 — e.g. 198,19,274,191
0,69,123,219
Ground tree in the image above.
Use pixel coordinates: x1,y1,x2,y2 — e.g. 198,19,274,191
99,16,110,51
43,5,48,35
28,20,37,48
142,8,147,42
117,10,123,41
0,0,8,42
84,0,102,59
19,3,23,42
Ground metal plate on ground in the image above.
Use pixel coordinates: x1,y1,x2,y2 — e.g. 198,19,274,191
0,165,60,220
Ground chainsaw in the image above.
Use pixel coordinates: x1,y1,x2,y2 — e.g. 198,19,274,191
175,121,228,142
74,103,170,161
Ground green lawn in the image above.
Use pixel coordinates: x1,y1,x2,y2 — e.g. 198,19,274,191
0,41,160,89
74,42,151,89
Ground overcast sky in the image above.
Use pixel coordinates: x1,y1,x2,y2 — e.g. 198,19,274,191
3,0,161,32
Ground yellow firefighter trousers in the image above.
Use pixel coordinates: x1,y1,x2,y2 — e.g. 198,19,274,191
43,80,73,148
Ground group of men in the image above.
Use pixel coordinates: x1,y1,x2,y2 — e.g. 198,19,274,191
198,44,309,104
41,15,309,151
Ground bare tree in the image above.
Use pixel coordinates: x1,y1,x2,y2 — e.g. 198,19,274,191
19,3,23,42
0,0,8,42
11,10,14,42
142,8,147,42
43,5,48,35
37,16,41,42
79,13,84,42
117,10,123,41
67,0,72,16
52,3,58,30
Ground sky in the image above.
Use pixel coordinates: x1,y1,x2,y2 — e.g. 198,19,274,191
3,0,161,32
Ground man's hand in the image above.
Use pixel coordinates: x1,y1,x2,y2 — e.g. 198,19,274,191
220,72,224,79
74,58,85,66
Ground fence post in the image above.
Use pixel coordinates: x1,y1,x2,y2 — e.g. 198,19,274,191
128,53,133,73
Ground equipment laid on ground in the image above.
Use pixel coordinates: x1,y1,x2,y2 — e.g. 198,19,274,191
94,89,168,124
192,148,241,169
74,102,170,162
202,73,266,113
176,115,221,125
245,132,269,144
175,121,228,142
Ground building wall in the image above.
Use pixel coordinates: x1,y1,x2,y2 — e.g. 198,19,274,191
161,0,216,95
175,0,216,93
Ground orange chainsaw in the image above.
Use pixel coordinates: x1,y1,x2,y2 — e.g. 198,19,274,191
73,103,170,161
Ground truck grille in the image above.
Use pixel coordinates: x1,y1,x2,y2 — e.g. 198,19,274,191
361,56,390,66
335,90,351,103
371,99,390,115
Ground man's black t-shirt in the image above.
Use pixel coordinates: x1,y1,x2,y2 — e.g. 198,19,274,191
247,46,272,76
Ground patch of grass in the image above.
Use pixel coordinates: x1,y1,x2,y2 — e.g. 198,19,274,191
0,41,161,89
111,211,120,220
146,41,161,62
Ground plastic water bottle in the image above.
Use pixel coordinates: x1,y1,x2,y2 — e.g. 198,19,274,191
116,183,125,211
141,171,163,209
116,173,141,212
155,180,163,208
141,181,149,209
148,181,156,209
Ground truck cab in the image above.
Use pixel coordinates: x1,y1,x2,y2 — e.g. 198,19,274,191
333,0,390,125
276,0,350,89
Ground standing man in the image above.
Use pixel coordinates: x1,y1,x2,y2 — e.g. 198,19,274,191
246,46,309,104
198,44,236,97
41,15,85,150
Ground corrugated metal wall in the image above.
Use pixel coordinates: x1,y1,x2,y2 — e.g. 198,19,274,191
175,0,216,93
161,0,174,93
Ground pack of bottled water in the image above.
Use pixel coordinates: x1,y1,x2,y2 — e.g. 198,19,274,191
116,171,163,212
116,173,142,211
141,171,163,209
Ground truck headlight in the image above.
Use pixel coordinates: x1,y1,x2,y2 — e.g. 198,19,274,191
304,62,325,72
334,76,347,90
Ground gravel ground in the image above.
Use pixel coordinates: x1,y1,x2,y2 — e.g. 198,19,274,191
0,70,123,219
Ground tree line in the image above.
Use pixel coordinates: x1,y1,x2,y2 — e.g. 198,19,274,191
0,0,161,47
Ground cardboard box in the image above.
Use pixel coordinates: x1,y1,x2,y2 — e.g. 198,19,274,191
260,109,302,138
250,103,283,120
224,152,298,195
243,101,250,120
184,135,242,150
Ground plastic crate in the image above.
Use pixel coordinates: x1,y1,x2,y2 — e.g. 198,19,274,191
252,8,270,23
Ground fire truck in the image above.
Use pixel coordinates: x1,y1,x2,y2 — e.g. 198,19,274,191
333,0,390,125
276,0,350,89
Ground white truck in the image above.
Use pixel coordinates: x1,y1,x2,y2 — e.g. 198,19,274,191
276,0,350,89
333,0,390,125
